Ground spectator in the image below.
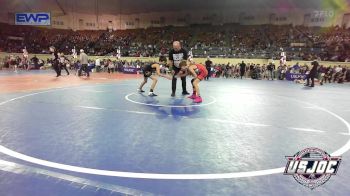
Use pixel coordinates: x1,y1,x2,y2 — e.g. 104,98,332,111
267,63,275,80
205,57,212,80
78,49,89,77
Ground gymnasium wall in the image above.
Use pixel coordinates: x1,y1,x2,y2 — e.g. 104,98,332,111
1,53,349,68
2,8,348,30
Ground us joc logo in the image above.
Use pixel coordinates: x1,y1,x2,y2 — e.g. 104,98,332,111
284,147,341,189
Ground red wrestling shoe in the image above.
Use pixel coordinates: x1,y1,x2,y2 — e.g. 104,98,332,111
194,96,202,103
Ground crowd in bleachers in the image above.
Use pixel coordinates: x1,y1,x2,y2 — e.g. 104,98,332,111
209,61,349,84
1,51,348,84
1,23,350,61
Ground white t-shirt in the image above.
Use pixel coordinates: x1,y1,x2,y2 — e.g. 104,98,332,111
23,49,28,58
335,67,342,73
60,57,65,64
108,62,115,68
95,59,101,66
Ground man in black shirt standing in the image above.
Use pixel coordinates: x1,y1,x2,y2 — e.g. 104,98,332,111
239,61,246,79
305,61,319,87
267,62,275,80
169,41,189,97
205,57,212,80
49,46,61,77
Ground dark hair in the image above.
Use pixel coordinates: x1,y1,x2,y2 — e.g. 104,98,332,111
159,56,167,63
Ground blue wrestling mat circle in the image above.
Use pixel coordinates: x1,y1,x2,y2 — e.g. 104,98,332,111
125,93,217,107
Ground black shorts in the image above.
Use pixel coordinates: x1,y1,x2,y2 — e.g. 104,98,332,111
142,64,154,77
143,69,152,77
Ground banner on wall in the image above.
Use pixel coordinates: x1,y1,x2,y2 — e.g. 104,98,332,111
286,73,307,81
122,67,139,74
15,13,51,26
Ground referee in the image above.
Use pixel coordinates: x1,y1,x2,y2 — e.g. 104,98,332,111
169,41,189,97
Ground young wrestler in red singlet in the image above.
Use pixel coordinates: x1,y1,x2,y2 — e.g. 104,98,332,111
178,61,208,103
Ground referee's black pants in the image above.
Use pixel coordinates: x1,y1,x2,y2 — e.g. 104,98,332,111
172,66,187,93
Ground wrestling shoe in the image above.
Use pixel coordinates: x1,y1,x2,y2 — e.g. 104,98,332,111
149,92,158,96
193,96,202,103
188,94,197,99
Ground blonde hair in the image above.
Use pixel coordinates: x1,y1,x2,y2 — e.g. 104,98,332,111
179,60,187,67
